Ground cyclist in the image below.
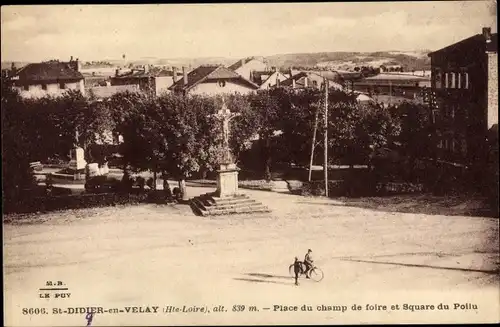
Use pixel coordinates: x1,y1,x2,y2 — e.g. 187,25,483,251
303,249,314,278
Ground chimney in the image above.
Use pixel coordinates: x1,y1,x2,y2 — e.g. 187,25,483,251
292,78,296,89
240,58,245,67
304,76,308,88
144,65,149,74
276,76,280,88
75,58,81,72
483,27,492,42
115,68,120,77
70,56,73,62
172,67,178,83
11,62,17,77
289,68,293,78
182,66,188,85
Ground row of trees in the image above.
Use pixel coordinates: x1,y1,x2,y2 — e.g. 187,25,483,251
4,76,429,200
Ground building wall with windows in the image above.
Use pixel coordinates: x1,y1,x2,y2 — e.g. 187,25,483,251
13,80,85,99
188,80,256,96
428,28,497,164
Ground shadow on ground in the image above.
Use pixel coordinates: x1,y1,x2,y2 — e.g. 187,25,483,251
233,272,294,286
340,258,500,275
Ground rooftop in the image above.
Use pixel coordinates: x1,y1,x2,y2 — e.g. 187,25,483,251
12,61,83,82
428,31,498,56
228,57,266,71
112,68,175,79
362,73,430,81
169,65,259,92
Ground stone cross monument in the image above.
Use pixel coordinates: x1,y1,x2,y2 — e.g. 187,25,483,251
69,129,87,171
212,98,241,197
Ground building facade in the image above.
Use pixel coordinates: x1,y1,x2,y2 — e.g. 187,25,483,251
110,66,179,97
168,65,259,96
281,71,344,90
428,27,498,164
9,58,85,98
228,57,268,81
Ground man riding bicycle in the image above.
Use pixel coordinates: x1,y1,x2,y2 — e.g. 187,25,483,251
303,249,314,278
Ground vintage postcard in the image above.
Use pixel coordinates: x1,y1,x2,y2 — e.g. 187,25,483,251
2,2,499,326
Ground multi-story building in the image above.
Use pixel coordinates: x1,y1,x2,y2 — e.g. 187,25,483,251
428,27,498,164
9,58,85,98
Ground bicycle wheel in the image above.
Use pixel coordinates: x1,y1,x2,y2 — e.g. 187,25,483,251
309,267,324,282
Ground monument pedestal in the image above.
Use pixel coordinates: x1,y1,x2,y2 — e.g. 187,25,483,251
191,163,271,217
216,163,239,197
68,147,87,180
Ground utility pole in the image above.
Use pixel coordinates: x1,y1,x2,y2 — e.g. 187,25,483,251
324,78,329,197
308,101,320,181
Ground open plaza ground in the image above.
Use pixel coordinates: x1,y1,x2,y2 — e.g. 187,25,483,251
4,185,499,325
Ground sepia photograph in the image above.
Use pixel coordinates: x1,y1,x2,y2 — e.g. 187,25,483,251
2,1,499,326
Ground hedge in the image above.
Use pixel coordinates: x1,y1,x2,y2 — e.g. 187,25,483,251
3,193,148,214
300,179,424,198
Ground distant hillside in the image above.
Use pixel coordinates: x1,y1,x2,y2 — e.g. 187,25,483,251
1,50,431,73
265,51,431,71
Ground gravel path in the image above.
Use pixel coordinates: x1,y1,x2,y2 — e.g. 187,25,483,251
4,187,499,325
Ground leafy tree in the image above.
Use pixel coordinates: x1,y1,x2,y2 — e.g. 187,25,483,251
247,89,283,180
1,77,37,203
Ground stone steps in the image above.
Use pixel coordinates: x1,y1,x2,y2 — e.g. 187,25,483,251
190,193,271,217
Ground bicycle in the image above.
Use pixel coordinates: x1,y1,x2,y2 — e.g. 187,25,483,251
289,261,324,282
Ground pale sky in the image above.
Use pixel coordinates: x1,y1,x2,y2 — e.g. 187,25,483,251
1,2,497,62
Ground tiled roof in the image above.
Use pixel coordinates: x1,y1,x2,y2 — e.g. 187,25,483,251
281,71,344,90
228,57,254,71
362,73,430,81
251,71,273,85
169,65,259,92
13,61,83,82
112,69,172,79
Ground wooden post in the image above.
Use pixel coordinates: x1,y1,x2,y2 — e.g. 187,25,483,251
324,78,329,197
308,103,320,182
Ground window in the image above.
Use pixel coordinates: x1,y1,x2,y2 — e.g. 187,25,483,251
432,109,440,124
450,73,456,88
218,80,226,87
312,80,318,88
444,72,449,88
434,69,442,89
437,139,443,149
59,82,66,89
24,85,29,91
464,72,469,89
41,84,47,90
461,139,467,155
451,104,455,119
457,73,462,89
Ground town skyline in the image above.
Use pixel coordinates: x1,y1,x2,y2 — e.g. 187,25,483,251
1,2,497,62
